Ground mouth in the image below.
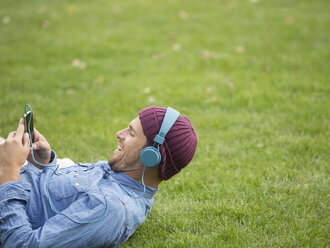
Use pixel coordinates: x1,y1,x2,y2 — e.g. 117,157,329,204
114,144,123,154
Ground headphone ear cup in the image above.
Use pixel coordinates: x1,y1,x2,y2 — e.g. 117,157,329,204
140,146,161,168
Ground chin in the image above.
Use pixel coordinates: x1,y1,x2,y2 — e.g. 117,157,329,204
108,162,121,172
108,154,118,170
108,148,141,172
108,152,126,172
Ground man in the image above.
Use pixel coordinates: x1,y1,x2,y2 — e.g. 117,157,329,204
0,105,197,247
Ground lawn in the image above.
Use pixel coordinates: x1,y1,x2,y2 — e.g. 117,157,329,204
0,0,329,247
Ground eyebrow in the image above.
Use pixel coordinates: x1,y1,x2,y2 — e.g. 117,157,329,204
129,124,136,133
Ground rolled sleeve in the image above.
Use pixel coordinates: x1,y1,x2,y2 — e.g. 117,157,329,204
0,181,31,211
0,181,32,247
0,185,126,248
47,150,57,166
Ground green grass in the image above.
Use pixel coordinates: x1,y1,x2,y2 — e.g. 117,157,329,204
0,0,329,247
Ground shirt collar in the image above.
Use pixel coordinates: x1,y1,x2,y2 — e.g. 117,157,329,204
100,161,158,199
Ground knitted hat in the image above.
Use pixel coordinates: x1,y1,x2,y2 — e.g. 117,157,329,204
138,106,198,180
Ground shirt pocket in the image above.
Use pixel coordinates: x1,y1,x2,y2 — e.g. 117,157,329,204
48,164,95,201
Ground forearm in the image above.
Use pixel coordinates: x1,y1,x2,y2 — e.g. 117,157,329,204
0,167,21,185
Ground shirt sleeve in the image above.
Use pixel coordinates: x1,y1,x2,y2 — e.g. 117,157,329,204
0,181,126,248
27,150,57,167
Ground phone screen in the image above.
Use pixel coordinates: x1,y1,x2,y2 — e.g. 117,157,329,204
24,111,34,142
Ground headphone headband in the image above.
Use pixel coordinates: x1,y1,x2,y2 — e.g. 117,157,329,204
153,107,180,145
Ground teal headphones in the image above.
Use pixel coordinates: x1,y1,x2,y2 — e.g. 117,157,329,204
140,107,180,168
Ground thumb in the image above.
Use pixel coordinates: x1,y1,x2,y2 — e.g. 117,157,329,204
23,133,30,150
32,142,38,150
32,141,47,150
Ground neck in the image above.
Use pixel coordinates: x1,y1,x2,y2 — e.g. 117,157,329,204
124,166,161,188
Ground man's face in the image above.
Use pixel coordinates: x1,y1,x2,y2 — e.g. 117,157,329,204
108,117,148,172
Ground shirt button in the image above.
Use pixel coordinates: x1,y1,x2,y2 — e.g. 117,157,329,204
39,169,43,173
75,173,79,177
58,171,62,175
75,183,80,186
83,168,88,171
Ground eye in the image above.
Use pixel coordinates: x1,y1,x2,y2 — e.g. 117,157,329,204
128,128,134,137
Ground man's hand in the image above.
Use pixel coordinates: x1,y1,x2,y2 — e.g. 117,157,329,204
27,128,51,168
0,119,30,185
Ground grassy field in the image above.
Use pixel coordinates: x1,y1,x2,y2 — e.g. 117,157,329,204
0,0,329,247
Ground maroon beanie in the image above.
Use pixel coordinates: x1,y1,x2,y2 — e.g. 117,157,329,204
138,106,198,180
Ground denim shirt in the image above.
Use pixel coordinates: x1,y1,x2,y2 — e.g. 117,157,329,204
0,151,157,248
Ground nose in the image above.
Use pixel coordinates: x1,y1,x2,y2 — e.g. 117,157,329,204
116,128,126,140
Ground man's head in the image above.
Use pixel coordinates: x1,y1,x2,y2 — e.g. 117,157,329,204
108,106,198,180
108,117,147,172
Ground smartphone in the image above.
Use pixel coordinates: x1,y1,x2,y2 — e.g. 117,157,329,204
24,110,34,142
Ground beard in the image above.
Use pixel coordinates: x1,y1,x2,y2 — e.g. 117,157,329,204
108,148,141,172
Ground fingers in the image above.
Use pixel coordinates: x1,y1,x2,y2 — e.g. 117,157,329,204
32,142,38,150
33,128,45,141
6,119,26,140
30,141,40,150
7,131,16,139
15,118,25,140
31,141,48,151
23,133,30,150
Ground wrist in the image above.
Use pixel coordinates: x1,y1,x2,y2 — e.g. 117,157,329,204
34,150,52,168
39,150,52,164
0,166,20,185
40,152,51,164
